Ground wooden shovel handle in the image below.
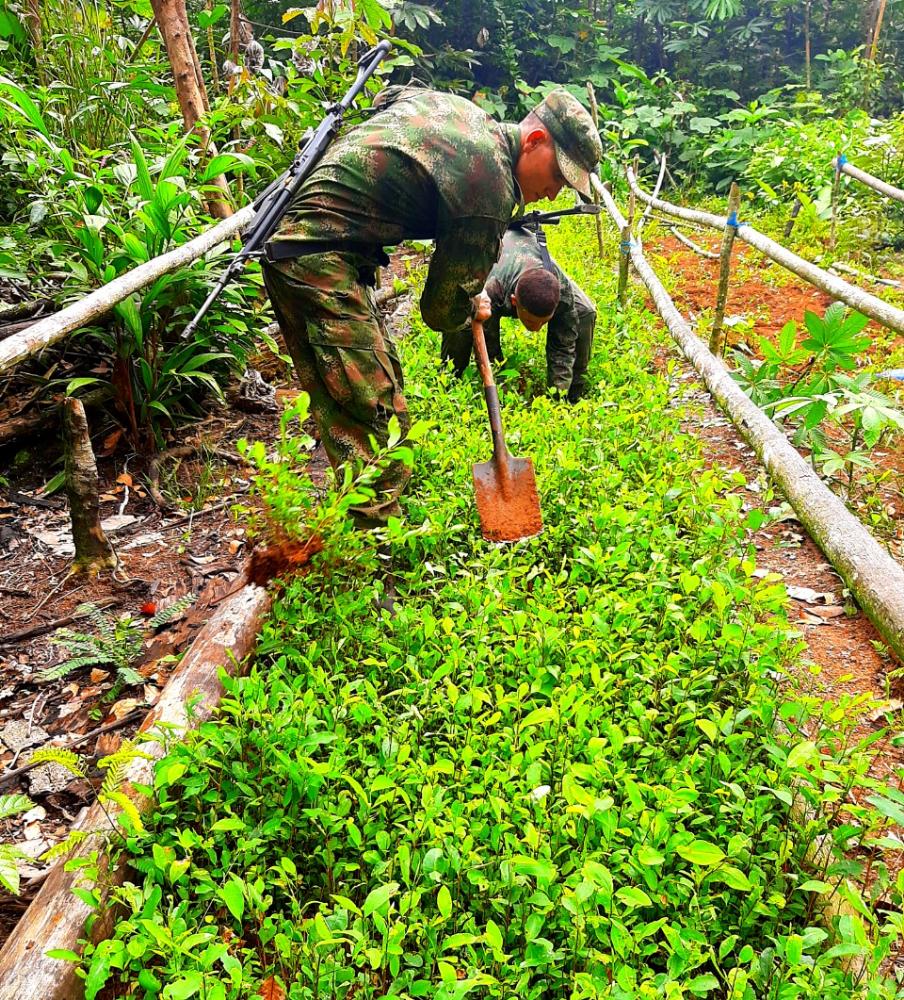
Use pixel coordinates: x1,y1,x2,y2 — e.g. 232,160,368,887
472,318,510,475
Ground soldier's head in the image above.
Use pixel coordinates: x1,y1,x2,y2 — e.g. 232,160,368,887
516,89,602,204
511,268,560,331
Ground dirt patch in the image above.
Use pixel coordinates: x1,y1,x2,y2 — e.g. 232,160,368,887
247,533,324,586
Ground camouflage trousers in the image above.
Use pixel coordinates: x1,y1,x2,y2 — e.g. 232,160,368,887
262,252,411,526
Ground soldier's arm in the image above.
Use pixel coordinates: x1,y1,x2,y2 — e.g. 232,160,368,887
419,218,502,334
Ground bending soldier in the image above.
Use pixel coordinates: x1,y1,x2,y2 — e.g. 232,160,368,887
441,226,597,403
261,86,602,527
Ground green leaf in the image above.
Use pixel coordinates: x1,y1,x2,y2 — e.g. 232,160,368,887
710,865,752,890
45,948,82,962
687,974,720,995
485,919,504,951
787,740,818,769
867,793,904,828
219,877,245,922
363,881,399,917
437,884,452,920
676,840,725,866
637,845,665,866
696,718,718,742
798,879,832,893
616,885,653,908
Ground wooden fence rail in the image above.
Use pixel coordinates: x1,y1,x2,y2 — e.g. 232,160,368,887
834,155,904,204
624,167,904,336
0,205,256,375
592,174,904,664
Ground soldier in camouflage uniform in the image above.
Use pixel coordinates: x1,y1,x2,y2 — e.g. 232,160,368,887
262,86,602,526
442,226,597,402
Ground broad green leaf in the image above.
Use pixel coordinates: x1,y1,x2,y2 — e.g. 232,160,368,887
220,877,245,922
616,885,653,908
437,884,452,920
363,881,399,916
676,840,725,866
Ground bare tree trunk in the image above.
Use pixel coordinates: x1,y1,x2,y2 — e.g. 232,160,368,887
804,0,812,89
206,0,220,91
868,0,888,60
149,0,232,218
62,399,117,575
24,0,44,83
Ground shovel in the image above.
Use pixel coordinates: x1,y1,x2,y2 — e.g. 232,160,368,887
471,318,543,542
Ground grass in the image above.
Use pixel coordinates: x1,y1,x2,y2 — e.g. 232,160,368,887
73,213,904,1000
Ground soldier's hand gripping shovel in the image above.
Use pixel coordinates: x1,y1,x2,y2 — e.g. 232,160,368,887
471,318,543,542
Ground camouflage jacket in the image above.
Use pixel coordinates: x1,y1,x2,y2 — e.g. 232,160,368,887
484,227,595,338
270,88,522,334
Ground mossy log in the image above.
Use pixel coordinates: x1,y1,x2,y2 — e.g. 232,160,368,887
595,175,904,665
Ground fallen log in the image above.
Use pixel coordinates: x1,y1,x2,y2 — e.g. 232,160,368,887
834,156,904,204
0,204,255,375
625,166,904,336
0,582,271,1000
594,175,904,664
668,226,719,260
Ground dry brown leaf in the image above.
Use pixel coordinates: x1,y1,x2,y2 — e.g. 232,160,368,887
109,697,141,721
868,700,904,723
89,669,110,684
116,472,134,487
807,605,845,619
258,978,285,1000
95,732,122,756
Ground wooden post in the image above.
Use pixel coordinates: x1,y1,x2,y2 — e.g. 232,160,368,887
628,154,639,229
830,156,842,249
709,182,741,356
62,399,117,575
617,224,631,308
585,82,604,258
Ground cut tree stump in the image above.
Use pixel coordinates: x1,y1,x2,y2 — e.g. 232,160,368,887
62,398,116,575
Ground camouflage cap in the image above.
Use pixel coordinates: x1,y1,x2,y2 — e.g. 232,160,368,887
533,88,602,199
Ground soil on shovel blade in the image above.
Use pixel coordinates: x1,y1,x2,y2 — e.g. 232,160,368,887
474,467,543,542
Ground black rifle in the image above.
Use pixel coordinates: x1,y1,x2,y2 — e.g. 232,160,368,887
508,203,601,273
181,39,392,341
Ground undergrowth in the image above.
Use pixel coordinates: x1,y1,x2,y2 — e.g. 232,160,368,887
72,213,904,999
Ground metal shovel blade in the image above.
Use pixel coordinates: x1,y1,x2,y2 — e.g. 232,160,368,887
472,453,543,543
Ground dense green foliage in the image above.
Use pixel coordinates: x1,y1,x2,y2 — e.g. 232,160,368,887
1,0,902,454
68,218,904,999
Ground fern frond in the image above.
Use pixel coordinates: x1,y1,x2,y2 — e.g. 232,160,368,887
0,794,33,821
101,790,144,833
38,655,110,682
40,829,89,863
0,844,28,895
148,593,195,629
116,666,145,688
97,743,153,798
28,748,85,778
